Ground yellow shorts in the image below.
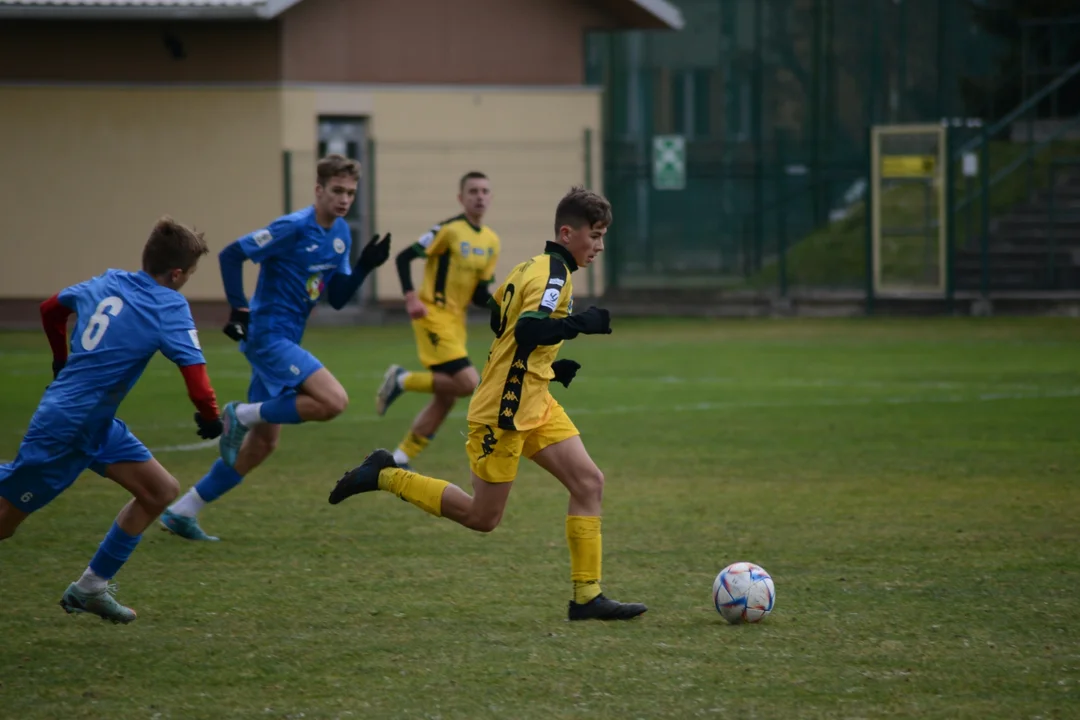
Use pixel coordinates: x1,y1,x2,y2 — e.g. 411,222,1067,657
412,310,468,370
466,401,580,484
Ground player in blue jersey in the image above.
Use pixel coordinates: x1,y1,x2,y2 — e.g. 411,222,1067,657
161,154,391,540
0,217,223,624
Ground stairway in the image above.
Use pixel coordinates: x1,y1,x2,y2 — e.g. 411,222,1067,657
954,168,1080,291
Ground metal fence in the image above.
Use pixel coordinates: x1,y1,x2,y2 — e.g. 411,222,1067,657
587,0,1080,297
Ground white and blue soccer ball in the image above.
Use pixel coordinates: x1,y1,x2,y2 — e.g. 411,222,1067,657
712,561,775,624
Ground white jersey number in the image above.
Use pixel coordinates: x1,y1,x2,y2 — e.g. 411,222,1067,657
81,296,124,351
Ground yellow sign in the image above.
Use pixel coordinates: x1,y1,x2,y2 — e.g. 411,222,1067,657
881,154,936,178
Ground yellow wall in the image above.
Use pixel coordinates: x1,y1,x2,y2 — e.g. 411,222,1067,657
0,86,282,300
368,88,604,299
277,86,604,299
0,84,603,303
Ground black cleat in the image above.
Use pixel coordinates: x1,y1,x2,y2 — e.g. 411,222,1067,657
328,449,397,505
567,594,648,621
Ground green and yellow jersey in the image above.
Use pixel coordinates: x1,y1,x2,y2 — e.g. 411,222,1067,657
414,215,499,317
469,245,575,431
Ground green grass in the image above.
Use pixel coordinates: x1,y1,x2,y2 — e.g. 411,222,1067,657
749,140,1080,290
2,318,1080,719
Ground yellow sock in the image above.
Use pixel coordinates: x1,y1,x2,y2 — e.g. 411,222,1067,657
402,371,434,393
397,431,431,461
566,515,603,604
377,467,449,517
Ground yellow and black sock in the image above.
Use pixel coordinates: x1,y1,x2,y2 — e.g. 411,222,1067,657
402,371,434,393
377,468,450,517
397,431,432,464
566,515,603,605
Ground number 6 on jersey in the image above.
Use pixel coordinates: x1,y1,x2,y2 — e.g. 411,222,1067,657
81,296,124,351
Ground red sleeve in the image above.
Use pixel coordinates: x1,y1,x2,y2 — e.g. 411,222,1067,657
179,364,220,421
40,294,74,365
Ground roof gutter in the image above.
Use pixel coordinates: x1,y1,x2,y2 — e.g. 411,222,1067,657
0,5,262,19
0,0,306,20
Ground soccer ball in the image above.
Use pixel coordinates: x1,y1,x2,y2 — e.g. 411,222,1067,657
712,562,775,624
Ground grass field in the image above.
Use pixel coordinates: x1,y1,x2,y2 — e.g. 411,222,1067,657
2,317,1079,719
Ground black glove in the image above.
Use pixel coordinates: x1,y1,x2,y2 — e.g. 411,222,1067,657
358,233,392,272
222,308,249,343
51,358,65,380
551,359,581,388
195,412,223,440
568,306,612,336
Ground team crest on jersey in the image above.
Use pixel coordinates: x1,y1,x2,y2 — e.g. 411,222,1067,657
253,229,272,247
333,238,346,254
460,242,471,257
568,294,574,314
306,272,325,302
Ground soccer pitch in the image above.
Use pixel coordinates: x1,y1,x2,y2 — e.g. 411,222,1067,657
2,317,1078,719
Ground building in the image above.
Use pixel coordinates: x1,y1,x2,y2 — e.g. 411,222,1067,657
0,0,682,322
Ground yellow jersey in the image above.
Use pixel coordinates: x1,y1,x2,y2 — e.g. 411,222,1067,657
415,215,499,317
469,243,576,431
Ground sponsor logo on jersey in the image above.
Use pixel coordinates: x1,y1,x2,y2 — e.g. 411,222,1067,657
540,288,561,311
306,273,325,302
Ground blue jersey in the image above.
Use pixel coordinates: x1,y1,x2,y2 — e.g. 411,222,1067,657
239,206,353,343
31,269,206,452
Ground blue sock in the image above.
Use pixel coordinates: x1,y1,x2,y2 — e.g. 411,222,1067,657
194,459,244,503
259,393,303,424
88,522,141,580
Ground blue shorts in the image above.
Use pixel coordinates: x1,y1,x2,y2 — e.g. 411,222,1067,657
0,418,152,513
243,336,324,403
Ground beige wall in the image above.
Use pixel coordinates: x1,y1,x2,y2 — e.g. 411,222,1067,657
0,83,604,305
277,85,605,300
0,86,283,301
369,87,605,298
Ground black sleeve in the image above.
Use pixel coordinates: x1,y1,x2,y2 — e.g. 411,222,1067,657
514,315,587,347
471,280,493,308
396,244,424,294
325,262,372,310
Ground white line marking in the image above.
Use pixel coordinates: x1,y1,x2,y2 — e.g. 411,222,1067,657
144,387,1080,453
3,366,1071,393
153,439,218,453
5,388,1077,461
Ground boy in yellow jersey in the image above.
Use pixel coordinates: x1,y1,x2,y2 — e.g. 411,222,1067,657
376,172,500,470
330,187,646,622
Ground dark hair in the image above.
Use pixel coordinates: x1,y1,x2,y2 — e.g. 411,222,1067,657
142,216,209,275
554,186,612,235
317,154,361,186
459,171,488,192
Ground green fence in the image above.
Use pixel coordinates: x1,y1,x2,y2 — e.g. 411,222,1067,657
588,0,1080,296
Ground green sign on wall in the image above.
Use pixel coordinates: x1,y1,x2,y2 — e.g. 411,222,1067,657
652,135,686,191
